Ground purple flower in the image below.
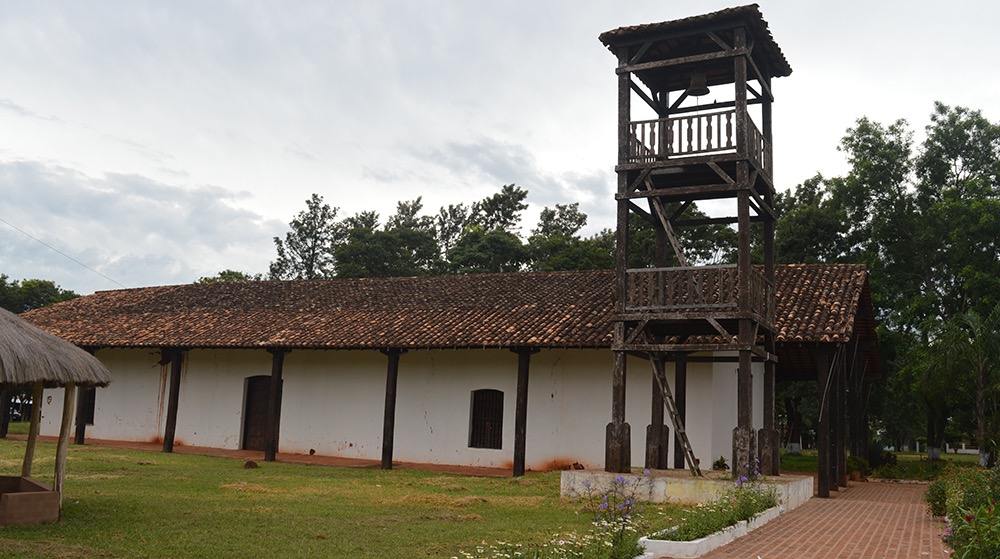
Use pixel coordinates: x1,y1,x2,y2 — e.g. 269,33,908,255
643,469,651,475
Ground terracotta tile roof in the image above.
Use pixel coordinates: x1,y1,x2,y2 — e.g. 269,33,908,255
22,271,617,350
599,4,792,78
22,265,873,351
773,264,872,344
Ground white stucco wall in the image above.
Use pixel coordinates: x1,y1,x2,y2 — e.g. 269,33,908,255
40,347,764,472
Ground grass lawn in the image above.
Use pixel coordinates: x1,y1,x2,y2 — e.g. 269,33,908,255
0,438,681,558
779,448,981,480
5,422,30,436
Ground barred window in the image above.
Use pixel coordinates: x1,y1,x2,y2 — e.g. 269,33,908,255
469,389,503,449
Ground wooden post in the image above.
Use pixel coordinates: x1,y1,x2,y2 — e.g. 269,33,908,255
380,348,404,470
55,382,76,509
817,348,831,498
162,348,183,453
605,348,631,473
264,349,288,462
645,359,668,470
759,353,779,476
21,381,44,477
732,162,755,479
835,346,848,487
512,348,537,477
673,356,688,470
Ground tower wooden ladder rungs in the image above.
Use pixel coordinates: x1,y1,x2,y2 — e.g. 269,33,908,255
649,357,702,476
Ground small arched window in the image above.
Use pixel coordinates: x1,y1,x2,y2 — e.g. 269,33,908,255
469,389,504,449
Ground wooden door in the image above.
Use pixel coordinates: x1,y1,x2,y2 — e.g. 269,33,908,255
242,376,270,451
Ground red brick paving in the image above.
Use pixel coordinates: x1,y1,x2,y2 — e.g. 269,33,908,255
690,481,949,559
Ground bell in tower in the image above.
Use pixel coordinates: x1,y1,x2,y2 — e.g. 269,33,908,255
598,5,791,479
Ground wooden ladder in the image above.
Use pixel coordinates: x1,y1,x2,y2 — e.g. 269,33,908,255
648,355,702,476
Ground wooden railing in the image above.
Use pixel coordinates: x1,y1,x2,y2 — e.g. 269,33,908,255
624,265,774,324
627,109,772,178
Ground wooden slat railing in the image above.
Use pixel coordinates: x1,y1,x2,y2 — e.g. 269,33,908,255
627,109,772,178
625,265,774,324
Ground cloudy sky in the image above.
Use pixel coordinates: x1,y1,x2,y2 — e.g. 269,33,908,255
1,1,997,295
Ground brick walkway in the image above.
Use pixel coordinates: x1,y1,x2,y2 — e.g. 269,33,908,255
690,481,949,559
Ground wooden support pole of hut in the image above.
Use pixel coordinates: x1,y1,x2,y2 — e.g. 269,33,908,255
54,382,76,508
21,381,44,477
162,348,183,453
380,348,404,470
512,347,538,477
264,348,288,463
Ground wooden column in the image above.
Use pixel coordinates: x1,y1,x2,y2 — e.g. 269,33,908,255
512,347,538,477
74,348,96,445
733,25,753,480
21,380,44,477
759,352,779,476
162,348,184,453
645,358,668,470
264,348,288,462
673,356,688,470
380,348,404,470
73,389,88,445
835,346,848,488
733,162,755,479
54,382,76,509
605,348,631,473
817,348,831,498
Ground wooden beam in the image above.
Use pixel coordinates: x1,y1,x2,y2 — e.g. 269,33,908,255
380,348,405,470
630,80,660,115
617,48,749,75
162,348,183,453
620,182,744,202
21,380,43,477
55,382,76,510
264,348,288,462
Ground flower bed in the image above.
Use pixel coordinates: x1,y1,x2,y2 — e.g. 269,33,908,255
638,505,781,559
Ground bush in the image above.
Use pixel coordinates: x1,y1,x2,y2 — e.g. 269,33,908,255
655,475,777,542
925,481,946,517
847,455,871,476
938,464,1000,558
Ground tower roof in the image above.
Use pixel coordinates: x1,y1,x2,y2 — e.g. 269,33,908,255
599,4,791,92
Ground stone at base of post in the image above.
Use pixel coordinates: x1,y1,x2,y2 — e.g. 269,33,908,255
645,424,669,470
732,426,757,479
605,422,631,473
757,428,780,476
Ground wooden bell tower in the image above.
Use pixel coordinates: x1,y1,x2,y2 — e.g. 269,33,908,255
599,5,791,478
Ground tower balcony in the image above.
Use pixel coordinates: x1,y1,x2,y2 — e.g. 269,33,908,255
625,109,772,181
623,265,774,327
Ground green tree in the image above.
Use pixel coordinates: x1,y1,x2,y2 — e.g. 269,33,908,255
936,305,1000,466
196,270,263,283
468,184,528,233
774,174,849,264
0,275,79,313
269,194,342,280
449,228,527,274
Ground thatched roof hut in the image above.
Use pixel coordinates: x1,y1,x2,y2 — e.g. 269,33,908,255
0,307,113,387
0,306,112,526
